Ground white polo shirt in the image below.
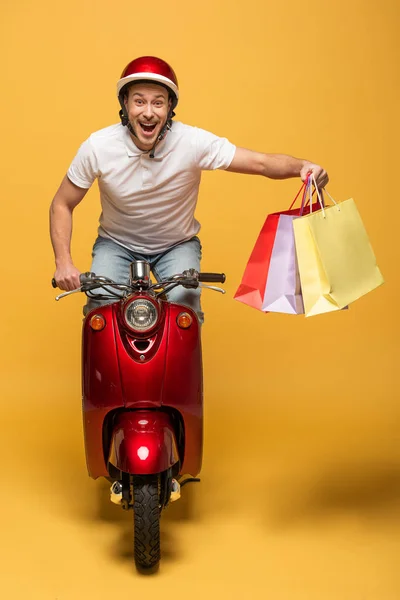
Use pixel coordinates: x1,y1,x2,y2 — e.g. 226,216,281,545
67,121,236,254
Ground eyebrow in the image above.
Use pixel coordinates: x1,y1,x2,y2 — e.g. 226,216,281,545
132,93,166,99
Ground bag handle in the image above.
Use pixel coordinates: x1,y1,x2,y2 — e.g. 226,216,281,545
289,172,315,212
309,174,342,219
288,180,307,211
309,173,326,217
289,173,339,218
321,186,340,211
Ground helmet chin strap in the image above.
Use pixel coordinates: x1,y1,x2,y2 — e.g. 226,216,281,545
119,105,175,159
119,107,137,138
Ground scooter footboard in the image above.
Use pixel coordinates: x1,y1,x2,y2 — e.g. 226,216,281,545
108,411,180,475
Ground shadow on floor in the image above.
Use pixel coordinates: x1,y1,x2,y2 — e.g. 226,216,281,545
267,459,400,527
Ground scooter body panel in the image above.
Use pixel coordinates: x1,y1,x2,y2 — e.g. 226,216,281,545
162,303,203,477
108,411,179,475
82,297,203,479
82,303,124,478
114,301,169,408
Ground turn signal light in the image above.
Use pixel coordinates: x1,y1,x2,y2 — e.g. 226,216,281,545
90,314,106,331
177,312,193,329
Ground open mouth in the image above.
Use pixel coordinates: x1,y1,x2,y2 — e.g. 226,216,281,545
139,122,157,136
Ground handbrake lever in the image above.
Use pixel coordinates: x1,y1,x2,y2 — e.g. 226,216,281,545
198,284,226,294
55,287,82,301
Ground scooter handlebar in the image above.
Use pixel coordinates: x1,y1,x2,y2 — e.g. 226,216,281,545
52,271,225,292
51,272,96,289
198,273,226,284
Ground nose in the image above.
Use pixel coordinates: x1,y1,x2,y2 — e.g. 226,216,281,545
143,102,154,119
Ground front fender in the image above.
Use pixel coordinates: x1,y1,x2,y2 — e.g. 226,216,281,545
107,411,179,475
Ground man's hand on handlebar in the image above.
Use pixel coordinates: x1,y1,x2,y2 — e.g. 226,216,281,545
53,261,81,291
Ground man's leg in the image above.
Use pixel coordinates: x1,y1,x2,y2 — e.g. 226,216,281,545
151,236,204,324
84,236,135,315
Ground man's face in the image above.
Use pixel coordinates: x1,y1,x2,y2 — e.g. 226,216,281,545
124,82,171,151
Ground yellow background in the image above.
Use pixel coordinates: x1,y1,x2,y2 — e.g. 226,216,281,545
1,0,399,597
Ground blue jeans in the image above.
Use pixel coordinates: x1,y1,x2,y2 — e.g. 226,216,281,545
84,235,204,323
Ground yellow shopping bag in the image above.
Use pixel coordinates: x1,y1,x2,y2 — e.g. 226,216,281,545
293,179,384,317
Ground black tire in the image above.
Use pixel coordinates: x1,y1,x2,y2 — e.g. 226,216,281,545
133,474,161,571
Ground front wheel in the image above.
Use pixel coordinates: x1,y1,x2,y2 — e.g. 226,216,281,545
133,474,161,570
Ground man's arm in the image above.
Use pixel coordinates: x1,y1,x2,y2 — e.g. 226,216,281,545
226,147,329,188
49,175,89,291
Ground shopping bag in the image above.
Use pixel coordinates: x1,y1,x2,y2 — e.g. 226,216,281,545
234,180,319,311
293,177,384,316
233,211,281,310
261,213,304,314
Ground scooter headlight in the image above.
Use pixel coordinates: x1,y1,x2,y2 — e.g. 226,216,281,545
124,298,158,332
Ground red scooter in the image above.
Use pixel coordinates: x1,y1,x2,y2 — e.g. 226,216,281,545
53,261,225,570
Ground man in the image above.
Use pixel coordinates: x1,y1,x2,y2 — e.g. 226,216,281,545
50,56,329,322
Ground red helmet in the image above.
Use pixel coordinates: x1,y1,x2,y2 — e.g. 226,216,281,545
117,56,179,109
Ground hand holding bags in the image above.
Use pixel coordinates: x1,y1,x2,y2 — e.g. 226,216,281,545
235,175,384,317
293,175,384,316
234,181,320,313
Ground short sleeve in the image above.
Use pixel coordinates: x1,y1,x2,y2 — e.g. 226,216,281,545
194,127,236,171
67,138,98,189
